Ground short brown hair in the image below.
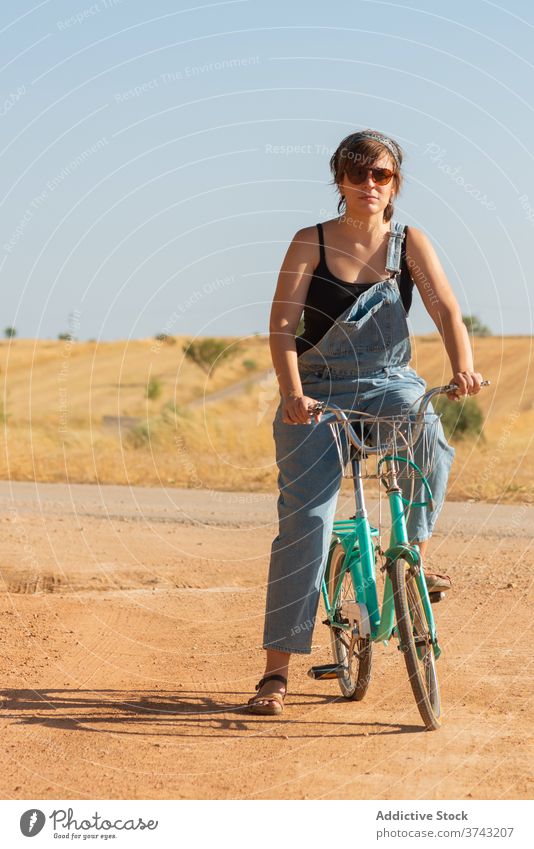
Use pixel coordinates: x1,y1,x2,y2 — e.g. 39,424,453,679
329,130,404,222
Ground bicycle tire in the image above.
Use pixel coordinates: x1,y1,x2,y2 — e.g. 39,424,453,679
389,557,441,730
328,542,372,700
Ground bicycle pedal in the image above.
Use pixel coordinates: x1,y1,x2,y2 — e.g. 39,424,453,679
429,591,445,604
307,663,347,680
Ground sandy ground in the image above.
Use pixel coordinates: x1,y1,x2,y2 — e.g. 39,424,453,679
0,481,532,800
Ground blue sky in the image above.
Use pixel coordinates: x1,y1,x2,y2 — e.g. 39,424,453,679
1,0,533,340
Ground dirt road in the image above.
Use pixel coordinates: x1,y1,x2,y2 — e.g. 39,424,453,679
0,482,532,800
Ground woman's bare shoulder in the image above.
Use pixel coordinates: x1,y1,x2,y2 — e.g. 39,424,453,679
290,216,343,261
403,225,434,251
403,225,439,268
291,223,320,247
284,224,320,267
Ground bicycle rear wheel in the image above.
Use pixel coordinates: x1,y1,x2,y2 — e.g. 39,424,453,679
328,542,372,700
390,558,441,730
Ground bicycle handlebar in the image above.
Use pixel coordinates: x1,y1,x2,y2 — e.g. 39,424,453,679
405,380,491,418
310,379,491,456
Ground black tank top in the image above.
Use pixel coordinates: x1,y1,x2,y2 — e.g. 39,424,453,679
296,222,414,358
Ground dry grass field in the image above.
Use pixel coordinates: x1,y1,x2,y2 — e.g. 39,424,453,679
1,333,532,502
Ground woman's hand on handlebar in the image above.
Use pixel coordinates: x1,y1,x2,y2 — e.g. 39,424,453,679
447,370,484,401
281,393,323,425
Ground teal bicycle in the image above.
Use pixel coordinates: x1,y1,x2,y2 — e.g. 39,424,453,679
307,381,489,731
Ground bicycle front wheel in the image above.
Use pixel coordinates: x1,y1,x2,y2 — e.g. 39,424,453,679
390,558,441,730
328,542,372,700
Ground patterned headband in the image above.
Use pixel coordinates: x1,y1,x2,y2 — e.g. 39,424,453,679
346,131,400,168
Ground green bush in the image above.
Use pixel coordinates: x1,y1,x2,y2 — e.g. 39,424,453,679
127,422,153,449
434,395,484,441
4,327,16,338
146,377,162,400
242,358,258,372
160,400,190,423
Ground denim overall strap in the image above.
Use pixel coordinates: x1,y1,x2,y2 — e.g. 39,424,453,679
385,220,406,278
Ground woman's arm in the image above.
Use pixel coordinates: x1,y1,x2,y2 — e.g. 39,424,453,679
405,227,484,400
269,226,322,423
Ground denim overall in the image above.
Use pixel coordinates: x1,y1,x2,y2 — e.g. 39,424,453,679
263,220,455,655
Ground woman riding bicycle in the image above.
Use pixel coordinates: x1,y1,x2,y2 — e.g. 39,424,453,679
247,129,484,716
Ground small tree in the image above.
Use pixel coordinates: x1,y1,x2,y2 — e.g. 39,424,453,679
434,396,484,441
462,314,491,337
183,338,240,376
154,333,176,345
4,327,16,338
57,332,73,341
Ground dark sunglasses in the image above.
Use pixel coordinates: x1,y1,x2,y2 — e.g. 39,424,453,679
345,166,394,186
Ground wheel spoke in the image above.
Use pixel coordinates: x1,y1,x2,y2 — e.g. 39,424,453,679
336,633,351,653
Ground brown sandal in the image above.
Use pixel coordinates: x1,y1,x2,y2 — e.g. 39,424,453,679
425,572,452,592
424,571,452,604
246,674,287,716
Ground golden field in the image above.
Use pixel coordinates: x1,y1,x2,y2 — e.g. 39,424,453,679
1,334,532,502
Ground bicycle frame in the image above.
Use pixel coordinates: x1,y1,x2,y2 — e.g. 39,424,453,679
320,453,442,659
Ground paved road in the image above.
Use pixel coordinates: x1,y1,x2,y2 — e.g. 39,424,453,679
187,368,274,407
0,480,532,537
